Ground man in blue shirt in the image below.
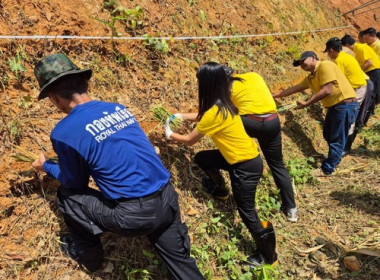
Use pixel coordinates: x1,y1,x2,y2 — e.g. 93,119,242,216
32,53,203,279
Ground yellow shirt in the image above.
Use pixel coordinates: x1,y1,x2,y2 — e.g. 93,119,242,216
196,105,259,164
231,72,277,115
369,38,380,59
334,51,367,89
298,61,357,107
353,43,380,72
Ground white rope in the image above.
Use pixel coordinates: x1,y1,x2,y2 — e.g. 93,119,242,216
0,25,352,41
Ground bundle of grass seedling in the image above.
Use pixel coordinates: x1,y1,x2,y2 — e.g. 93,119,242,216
151,105,183,130
277,102,297,113
13,145,58,163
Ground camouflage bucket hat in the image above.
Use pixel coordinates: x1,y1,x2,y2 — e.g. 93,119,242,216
34,53,92,100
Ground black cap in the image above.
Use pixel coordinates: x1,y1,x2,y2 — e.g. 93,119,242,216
293,51,319,67
323,37,342,53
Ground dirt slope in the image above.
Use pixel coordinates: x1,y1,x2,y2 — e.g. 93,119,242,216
0,1,379,280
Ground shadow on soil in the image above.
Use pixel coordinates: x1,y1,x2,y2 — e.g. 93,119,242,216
282,110,324,163
329,190,380,216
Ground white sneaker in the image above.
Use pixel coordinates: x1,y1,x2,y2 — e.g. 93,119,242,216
286,207,298,223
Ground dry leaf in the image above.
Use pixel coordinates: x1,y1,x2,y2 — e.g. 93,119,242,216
344,256,361,271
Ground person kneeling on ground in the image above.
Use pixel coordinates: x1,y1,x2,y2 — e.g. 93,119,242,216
31,53,204,280
165,62,278,268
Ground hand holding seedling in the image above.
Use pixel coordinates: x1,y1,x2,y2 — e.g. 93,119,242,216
32,153,47,172
296,100,308,109
164,118,173,139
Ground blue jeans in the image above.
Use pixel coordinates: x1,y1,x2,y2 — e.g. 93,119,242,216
322,102,359,174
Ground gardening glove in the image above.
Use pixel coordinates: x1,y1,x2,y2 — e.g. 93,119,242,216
164,118,173,139
170,113,183,121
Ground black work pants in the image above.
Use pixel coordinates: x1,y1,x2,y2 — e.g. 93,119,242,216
194,150,264,233
367,68,380,105
241,114,296,209
57,183,204,280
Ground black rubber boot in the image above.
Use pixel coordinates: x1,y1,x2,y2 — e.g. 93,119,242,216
202,169,229,200
342,132,357,157
60,234,104,272
246,221,278,268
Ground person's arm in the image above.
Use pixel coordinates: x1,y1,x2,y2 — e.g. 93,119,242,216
296,82,333,109
32,139,90,190
361,59,373,72
171,112,198,122
180,112,198,121
273,84,308,98
170,128,204,146
164,117,204,146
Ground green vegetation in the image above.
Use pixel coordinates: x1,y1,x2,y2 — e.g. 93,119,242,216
96,1,144,36
8,46,27,82
143,35,170,54
287,157,317,185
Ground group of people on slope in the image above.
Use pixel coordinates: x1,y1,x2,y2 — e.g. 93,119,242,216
275,27,379,177
30,27,377,279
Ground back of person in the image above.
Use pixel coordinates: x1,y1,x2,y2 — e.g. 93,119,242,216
334,51,367,89
300,60,356,107
353,43,380,72
231,72,276,115
196,104,258,164
51,100,170,199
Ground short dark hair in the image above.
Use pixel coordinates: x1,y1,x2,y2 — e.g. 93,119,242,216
45,73,89,100
196,62,239,120
377,31,380,39
363,27,377,36
358,30,365,38
341,34,356,46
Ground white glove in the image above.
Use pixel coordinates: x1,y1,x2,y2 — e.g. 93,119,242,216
164,118,173,139
170,113,183,122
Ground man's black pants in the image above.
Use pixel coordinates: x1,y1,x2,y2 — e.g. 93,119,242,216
194,150,264,233
57,183,204,280
241,114,296,210
367,68,380,105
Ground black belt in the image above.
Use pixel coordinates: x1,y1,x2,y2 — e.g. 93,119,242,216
244,113,278,122
334,98,357,106
117,183,168,203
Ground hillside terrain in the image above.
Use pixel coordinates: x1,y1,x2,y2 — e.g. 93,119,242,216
0,0,379,280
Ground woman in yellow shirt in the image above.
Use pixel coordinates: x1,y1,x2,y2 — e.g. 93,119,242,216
224,67,297,223
164,62,277,267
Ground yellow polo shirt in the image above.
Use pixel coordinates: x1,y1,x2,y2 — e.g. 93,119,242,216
334,51,367,89
196,105,259,164
297,61,357,108
231,72,277,115
369,38,380,59
353,43,380,72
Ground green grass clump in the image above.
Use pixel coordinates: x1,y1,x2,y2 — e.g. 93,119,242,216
151,105,182,129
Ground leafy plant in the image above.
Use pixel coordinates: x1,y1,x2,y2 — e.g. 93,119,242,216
143,35,170,54
113,5,144,30
253,263,279,280
8,51,26,82
287,157,317,185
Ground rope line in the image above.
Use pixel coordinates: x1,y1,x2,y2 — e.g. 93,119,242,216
0,25,352,41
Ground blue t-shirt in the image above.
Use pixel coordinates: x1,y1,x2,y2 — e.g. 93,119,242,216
43,100,170,200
